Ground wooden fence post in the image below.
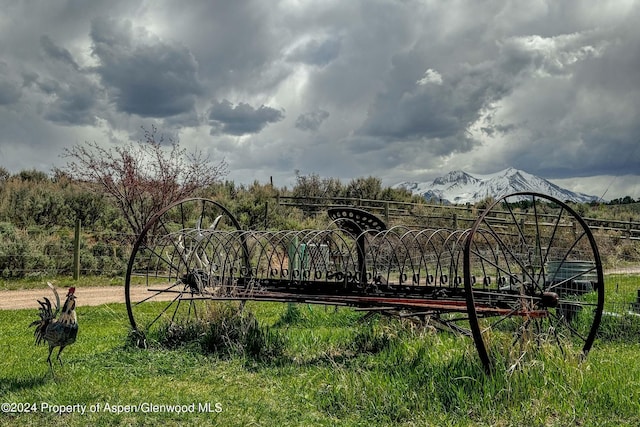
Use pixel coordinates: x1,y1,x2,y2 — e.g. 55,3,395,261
384,201,390,224
73,218,81,280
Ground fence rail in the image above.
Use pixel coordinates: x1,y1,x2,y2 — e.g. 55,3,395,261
276,195,640,240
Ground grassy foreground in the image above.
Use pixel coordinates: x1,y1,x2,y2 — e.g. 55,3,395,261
1,277,640,426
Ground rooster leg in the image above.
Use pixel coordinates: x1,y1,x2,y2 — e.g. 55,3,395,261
56,346,66,366
47,345,55,369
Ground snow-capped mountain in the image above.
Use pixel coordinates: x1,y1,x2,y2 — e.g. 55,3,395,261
395,168,599,204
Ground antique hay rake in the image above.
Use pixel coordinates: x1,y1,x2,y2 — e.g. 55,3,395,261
124,192,604,372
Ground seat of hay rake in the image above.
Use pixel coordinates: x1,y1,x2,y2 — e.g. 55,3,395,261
125,192,604,372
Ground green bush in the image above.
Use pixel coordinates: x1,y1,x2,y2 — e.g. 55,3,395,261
0,222,55,277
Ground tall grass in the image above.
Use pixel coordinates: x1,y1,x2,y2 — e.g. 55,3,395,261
149,303,286,363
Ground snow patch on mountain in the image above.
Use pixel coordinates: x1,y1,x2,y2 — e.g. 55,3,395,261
394,168,599,204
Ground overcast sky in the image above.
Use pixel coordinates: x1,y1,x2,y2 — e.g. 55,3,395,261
1,0,639,200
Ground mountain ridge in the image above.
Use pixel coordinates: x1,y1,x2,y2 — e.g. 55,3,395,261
394,168,599,204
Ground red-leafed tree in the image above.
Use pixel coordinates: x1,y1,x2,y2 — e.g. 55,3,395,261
63,125,228,238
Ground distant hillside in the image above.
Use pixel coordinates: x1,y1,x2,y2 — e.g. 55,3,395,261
394,168,599,204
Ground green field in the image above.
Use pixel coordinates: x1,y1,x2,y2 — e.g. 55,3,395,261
1,274,640,426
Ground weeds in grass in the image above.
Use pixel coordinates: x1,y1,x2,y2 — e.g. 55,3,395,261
149,303,286,363
350,320,393,354
274,302,303,326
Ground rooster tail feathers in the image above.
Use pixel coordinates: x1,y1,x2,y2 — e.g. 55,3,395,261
47,282,61,315
29,296,54,341
33,297,54,319
30,321,47,344
29,285,57,338
29,318,43,328
29,313,50,345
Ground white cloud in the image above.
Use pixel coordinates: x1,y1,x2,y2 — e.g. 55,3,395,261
416,69,443,86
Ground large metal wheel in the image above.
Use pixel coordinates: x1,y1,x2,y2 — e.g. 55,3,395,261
463,192,604,372
125,198,246,342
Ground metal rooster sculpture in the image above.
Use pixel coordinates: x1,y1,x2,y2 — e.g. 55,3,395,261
29,282,78,369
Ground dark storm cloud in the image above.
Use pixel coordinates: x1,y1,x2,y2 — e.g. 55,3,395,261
154,0,285,96
208,100,285,136
0,62,22,105
89,17,202,118
40,36,80,70
289,1,416,110
27,73,101,126
295,110,330,131
42,80,100,126
0,77,22,105
475,21,640,179
29,37,102,126
354,16,632,173
357,65,503,155
347,3,513,156
34,77,59,95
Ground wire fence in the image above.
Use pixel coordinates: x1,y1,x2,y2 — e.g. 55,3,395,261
0,226,137,279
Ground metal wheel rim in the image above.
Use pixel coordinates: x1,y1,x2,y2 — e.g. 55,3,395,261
463,192,605,372
125,198,246,338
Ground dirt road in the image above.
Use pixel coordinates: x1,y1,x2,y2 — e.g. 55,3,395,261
0,285,175,311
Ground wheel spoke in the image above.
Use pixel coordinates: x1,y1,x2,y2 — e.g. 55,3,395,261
146,293,183,330
134,280,184,306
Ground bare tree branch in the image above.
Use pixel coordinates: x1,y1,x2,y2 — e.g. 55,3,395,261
63,125,228,238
